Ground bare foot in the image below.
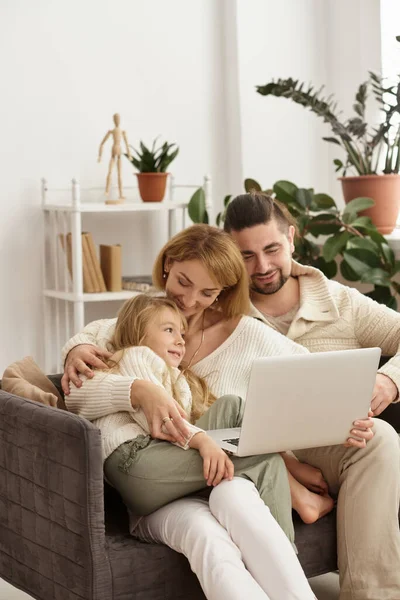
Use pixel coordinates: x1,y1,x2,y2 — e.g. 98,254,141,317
288,472,335,524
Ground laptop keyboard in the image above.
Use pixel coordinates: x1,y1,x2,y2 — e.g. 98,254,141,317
223,438,239,447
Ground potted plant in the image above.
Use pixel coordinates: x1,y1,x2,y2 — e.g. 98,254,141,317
256,56,400,233
125,138,179,202
188,178,400,308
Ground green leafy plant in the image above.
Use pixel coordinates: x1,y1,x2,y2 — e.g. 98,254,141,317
125,138,179,173
188,179,400,308
256,70,400,176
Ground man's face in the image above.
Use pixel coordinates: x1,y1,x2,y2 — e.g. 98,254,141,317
230,219,295,296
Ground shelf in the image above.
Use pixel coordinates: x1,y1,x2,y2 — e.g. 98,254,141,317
43,201,188,213
43,289,141,302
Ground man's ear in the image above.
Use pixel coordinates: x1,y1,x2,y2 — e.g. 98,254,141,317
288,225,296,253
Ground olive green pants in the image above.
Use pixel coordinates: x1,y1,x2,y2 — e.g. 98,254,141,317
104,394,294,542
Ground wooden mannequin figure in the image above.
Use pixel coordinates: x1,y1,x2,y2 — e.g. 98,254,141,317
98,113,131,204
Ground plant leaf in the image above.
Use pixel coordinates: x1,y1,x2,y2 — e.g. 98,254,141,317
381,243,395,268
322,136,341,145
366,286,397,309
223,195,232,207
346,237,380,254
313,256,338,279
273,180,298,205
342,197,375,215
322,231,351,262
244,178,262,193
296,188,313,208
340,258,360,281
343,249,380,273
351,216,374,229
312,193,336,209
188,188,207,224
307,214,341,236
360,268,391,287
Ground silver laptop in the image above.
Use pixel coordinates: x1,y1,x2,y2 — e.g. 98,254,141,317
207,348,381,456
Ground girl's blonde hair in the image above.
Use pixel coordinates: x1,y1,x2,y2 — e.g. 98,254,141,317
108,294,215,422
152,224,250,318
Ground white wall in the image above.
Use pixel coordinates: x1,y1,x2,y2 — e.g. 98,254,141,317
0,0,227,371
0,0,386,372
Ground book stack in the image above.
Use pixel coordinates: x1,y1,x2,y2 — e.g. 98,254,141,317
60,232,107,292
122,275,157,293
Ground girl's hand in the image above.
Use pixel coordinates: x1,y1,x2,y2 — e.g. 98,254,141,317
190,433,234,486
62,344,112,394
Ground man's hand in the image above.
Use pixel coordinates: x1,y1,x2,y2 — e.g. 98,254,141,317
61,344,112,394
131,380,191,446
344,411,374,449
370,373,398,416
190,433,234,487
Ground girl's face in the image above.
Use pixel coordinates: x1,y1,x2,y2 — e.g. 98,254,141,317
164,259,222,319
143,307,186,368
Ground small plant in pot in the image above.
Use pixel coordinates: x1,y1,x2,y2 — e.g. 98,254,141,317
125,138,179,202
256,46,400,234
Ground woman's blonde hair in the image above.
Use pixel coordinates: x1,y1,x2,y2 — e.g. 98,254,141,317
108,294,215,422
152,224,250,318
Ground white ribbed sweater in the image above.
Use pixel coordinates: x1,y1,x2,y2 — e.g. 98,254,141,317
66,346,203,461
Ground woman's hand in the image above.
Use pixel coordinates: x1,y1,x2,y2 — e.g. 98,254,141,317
61,344,112,394
131,380,191,446
190,433,234,486
344,411,375,449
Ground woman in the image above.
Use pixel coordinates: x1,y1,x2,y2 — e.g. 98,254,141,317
63,225,332,524
62,225,327,599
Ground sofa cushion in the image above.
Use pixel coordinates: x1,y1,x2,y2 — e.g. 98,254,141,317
2,356,66,410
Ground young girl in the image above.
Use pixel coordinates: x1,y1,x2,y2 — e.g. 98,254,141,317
67,293,317,600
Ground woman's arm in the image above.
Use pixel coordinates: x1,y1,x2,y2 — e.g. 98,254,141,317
61,319,117,393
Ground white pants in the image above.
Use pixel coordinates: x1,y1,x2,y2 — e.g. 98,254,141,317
135,478,316,600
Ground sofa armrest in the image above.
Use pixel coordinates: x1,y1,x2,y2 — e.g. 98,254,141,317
0,390,112,600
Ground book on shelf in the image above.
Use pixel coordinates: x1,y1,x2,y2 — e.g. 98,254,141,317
81,233,97,292
83,232,107,292
100,244,122,292
121,275,157,293
59,232,106,293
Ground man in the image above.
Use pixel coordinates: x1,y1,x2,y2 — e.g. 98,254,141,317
224,191,400,600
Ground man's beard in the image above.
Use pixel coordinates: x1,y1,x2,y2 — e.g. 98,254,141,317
250,269,289,296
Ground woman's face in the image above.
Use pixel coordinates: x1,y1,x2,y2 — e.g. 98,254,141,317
165,259,222,319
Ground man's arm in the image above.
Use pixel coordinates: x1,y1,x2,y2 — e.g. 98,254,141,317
350,287,400,413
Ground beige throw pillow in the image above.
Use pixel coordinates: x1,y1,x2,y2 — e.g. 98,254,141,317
2,356,65,410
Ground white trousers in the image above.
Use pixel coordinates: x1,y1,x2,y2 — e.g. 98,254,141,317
135,477,316,600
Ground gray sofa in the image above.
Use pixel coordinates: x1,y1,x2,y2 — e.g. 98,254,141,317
1,373,399,600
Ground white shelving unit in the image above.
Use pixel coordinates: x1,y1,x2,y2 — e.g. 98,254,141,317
42,175,212,372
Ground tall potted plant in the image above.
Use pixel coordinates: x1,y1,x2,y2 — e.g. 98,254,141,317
125,138,179,202
256,57,400,233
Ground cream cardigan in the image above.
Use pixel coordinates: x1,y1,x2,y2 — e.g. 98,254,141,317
249,260,400,394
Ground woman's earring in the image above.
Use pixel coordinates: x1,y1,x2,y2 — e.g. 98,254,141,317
163,271,167,279
214,295,219,303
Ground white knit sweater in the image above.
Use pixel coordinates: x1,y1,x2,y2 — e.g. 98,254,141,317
249,260,400,394
66,346,203,461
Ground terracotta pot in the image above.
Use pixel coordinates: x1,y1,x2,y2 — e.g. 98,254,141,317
339,174,400,234
136,172,168,202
